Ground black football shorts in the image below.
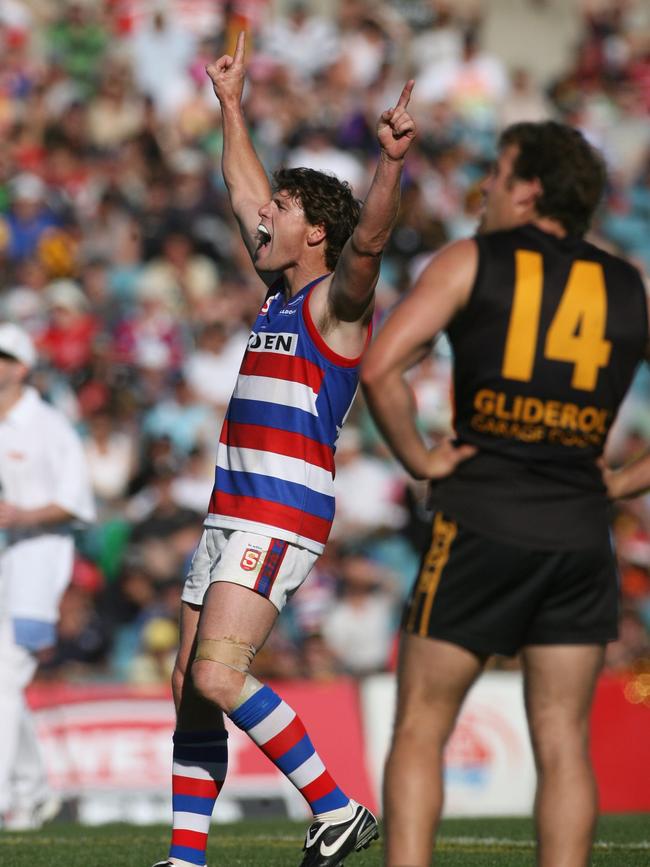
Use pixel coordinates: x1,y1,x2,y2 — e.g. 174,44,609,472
403,511,619,656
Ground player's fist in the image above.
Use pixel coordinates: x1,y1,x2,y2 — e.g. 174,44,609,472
377,80,416,161
206,31,246,105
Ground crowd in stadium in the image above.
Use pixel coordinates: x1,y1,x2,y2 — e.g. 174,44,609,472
0,0,649,685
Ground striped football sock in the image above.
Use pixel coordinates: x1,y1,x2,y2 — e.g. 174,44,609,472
229,681,350,818
168,729,228,867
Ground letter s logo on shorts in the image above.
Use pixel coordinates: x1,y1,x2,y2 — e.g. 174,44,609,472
240,548,262,571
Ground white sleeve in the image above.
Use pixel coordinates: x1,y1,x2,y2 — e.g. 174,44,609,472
47,413,96,523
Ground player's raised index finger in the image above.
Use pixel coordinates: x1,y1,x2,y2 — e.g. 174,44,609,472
396,79,415,109
233,31,246,65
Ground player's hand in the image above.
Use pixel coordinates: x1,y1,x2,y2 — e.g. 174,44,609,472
377,80,416,161
0,502,26,528
206,31,246,106
600,462,625,500
425,438,477,480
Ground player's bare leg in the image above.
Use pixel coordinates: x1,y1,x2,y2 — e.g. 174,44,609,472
189,580,278,711
173,601,225,729
383,635,485,867
155,600,235,867
522,644,605,867
193,581,376,867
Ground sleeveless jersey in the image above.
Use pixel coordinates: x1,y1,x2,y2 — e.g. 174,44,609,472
434,224,648,549
206,275,369,554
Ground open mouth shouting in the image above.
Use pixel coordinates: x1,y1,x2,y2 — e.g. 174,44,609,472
256,223,272,252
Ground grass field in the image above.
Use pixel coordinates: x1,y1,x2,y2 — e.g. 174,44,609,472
1,815,648,866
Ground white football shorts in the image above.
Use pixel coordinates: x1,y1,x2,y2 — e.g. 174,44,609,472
181,528,319,612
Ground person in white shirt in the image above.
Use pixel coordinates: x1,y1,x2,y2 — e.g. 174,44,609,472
0,323,95,829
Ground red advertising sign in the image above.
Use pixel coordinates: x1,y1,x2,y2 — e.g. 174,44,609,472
26,673,646,820
591,673,650,812
26,679,376,818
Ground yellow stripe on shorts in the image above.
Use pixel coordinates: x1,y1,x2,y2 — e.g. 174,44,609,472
407,512,457,637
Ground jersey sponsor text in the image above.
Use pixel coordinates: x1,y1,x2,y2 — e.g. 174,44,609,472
247,332,298,355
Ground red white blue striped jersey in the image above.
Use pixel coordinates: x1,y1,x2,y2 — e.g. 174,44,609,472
206,274,370,553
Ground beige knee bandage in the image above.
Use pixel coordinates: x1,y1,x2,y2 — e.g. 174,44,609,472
194,637,256,673
234,673,264,708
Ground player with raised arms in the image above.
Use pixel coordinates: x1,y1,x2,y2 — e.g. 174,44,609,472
151,32,416,867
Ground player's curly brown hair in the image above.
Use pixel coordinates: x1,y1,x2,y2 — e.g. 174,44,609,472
499,121,607,237
272,168,361,271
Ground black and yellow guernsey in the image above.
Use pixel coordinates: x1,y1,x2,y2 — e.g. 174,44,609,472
434,223,648,549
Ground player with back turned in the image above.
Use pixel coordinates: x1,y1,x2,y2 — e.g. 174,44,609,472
361,121,648,867
151,32,416,867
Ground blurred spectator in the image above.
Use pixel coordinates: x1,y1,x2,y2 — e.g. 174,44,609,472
497,67,553,128
300,632,344,680
80,190,138,270
0,285,46,337
128,616,179,684
286,124,367,193
182,320,247,410
126,464,201,581
409,2,463,78
170,444,215,515
86,61,144,151
2,173,58,263
83,407,137,509
127,434,177,496
47,2,109,92
332,425,408,540
321,552,400,676
605,606,650,671
137,225,221,316
289,555,339,639
258,1,340,81
40,563,108,678
142,372,216,456
128,9,196,117
417,27,509,127
37,279,98,379
335,14,393,90
112,280,186,374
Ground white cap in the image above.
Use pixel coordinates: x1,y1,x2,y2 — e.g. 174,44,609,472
0,322,37,369
10,173,46,202
46,279,89,312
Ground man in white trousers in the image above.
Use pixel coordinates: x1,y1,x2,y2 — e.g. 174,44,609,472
0,322,95,829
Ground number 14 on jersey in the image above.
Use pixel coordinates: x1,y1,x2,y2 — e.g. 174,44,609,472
502,250,612,392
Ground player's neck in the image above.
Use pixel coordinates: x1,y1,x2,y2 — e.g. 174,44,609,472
532,216,567,238
282,257,330,298
0,383,25,418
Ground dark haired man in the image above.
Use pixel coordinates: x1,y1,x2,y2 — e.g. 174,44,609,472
152,32,415,867
361,121,648,867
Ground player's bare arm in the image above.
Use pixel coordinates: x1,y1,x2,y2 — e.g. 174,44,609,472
206,32,274,271
602,302,650,500
0,502,74,528
309,81,416,349
361,239,479,479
